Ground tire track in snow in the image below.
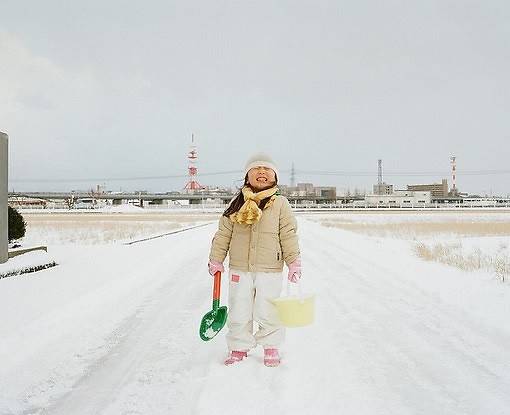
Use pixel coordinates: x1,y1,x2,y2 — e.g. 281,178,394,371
40,226,219,415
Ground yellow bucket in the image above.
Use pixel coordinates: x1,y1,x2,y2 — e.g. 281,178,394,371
271,293,315,328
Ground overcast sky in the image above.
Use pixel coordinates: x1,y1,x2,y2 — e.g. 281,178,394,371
1,0,509,195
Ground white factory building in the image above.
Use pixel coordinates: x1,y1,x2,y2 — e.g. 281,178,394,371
365,190,432,206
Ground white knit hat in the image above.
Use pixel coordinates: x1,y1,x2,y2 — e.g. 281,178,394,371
244,153,279,179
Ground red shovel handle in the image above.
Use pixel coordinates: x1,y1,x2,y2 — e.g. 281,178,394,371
213,271,222,302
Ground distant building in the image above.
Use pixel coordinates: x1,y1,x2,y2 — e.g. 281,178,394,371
407,179,448,198
373,183,394,195
315,186,337,199
280,183,336,201
365,190,432,206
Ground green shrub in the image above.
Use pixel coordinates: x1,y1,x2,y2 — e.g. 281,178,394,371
8,206,26,242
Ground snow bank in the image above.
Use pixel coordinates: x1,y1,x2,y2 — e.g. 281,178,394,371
0,250,57,279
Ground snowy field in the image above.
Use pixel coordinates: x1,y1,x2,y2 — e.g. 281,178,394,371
1,210,510,414
20,210,219,245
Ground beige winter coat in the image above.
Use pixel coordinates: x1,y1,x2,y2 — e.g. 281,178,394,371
209,195,300,272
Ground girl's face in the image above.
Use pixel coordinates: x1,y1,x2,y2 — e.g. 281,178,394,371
247,166,276,191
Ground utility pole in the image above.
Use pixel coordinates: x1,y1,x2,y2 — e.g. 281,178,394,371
290,162,296,187
1,132,8,264
450,156,457,194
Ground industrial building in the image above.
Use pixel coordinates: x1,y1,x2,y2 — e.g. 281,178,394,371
373,159,394,195
367,160,444,206
279,183,337,201
365,190,432,206
373,183,394,195
407,179,449,198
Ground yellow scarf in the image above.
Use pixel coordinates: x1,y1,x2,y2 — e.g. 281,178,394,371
230,186,279,225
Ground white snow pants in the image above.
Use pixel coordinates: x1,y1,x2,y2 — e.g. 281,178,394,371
226,269,285,351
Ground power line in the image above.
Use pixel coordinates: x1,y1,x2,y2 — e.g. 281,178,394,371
295,169,510,177
10,168,510,183
10,170,243,183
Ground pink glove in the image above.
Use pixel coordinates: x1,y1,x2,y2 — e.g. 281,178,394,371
208,260,224,276
287,257,302,283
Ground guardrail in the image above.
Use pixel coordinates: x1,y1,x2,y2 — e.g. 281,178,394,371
13,202,510,212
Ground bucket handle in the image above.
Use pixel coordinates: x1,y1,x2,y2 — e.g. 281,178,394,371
286,278,305,303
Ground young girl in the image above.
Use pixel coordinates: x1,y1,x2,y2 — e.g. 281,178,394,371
208,153,302,367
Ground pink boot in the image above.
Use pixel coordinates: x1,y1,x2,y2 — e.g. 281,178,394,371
264,348,280,367
224,350,248,365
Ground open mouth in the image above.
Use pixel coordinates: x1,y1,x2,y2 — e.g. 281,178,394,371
256,177,268,182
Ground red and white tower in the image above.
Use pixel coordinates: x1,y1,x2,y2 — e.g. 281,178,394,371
450,156,457,194
184,134,202,192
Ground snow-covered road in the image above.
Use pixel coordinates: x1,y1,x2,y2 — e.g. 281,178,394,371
2,218,509,414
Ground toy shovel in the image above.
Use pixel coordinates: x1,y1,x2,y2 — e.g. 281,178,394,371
199,271,228,341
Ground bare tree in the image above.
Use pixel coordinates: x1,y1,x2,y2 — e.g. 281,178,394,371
65,194,75,210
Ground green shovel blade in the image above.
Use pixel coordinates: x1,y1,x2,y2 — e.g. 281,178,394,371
200,271,228,341
199,306,228,341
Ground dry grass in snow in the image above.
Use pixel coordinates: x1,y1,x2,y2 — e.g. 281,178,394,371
21,213,220,245
414,241,510,282
319,221,510,238
315,214,510,282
